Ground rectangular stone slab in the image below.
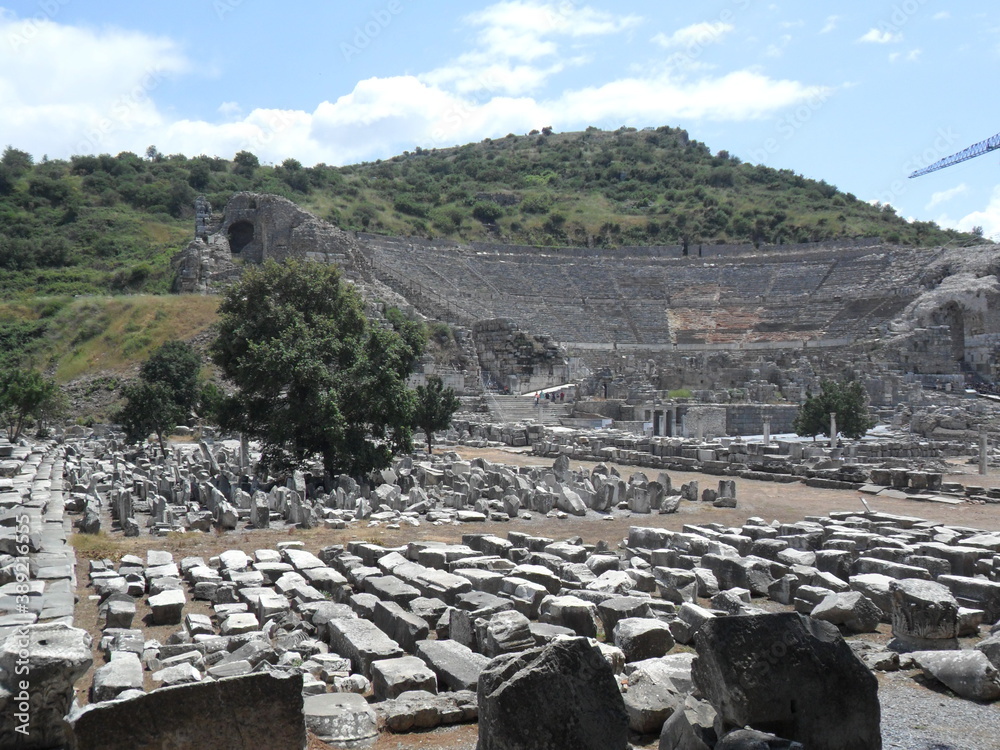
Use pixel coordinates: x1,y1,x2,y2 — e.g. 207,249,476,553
71,672,305,750
416,638,490,691
327,617,403,678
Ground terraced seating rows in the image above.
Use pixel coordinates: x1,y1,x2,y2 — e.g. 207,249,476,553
363,239,945,348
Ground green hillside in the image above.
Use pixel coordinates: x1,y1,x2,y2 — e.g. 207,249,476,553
0,128,977,302
321,126,971,249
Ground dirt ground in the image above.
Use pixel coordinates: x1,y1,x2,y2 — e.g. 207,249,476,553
67,444,1000,749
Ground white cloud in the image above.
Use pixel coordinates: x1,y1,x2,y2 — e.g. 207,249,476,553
926,183,968,210
889,48,922,63
765,34,793,58
0,14,188,157
820,15,839,34
652,21,734,49
938,186,1000,240
858,28,902,44
0,3,831,167
217,101,242,118
933,11,951,21
425,1,640,96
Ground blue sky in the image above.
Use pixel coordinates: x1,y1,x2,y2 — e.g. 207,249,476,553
1,1,999,237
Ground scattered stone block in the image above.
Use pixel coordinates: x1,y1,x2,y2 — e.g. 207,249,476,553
370,655,438,700
911,650,1000,701
303,692,378,747
810,592,881,633
890,578,960,650
692,612,880,750
148,589,185,625
477,637,628,750
416,639,490,692
613,617,675,663
90,652,144,703
71,673,305,750
327,617,404,678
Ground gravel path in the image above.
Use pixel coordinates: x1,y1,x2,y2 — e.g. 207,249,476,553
879,671,1000,750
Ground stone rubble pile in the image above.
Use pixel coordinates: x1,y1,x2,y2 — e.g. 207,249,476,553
443,418,997,502
5,433,1000,748
64,504,1000,747
62,438,744,540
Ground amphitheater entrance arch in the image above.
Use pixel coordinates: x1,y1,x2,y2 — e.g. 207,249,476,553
227,221,254,255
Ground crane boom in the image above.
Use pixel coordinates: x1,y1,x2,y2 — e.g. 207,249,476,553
909,131,1000,178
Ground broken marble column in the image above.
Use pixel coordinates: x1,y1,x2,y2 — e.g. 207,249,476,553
890,578,960,650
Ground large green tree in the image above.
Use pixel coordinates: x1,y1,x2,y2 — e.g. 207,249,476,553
114,339,201,451
793,379,875,441
413,375,460,454
211,259,423,478
0,368,60,441
115,380,184,453
139,339,201,412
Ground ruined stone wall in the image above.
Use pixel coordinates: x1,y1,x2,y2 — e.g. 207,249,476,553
174,193,363,293
472,318,569,392
216,192,360,267
725,404,799,436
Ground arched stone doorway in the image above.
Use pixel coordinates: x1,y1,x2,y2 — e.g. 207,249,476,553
227,221,254,255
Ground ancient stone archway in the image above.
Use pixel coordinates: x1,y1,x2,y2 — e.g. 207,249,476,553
227,221,254,255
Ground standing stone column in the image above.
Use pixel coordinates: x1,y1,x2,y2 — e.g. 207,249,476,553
762,417,771,445
980,431,988,476
829,412,837,449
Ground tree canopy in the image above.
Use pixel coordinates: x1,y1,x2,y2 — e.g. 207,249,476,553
793,379,875,441
114,339,201,451
0,368,61,441
211,259,424,478
139,339,202,412
413,375,460,454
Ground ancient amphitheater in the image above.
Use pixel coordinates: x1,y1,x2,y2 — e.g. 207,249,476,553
176,193,1000,409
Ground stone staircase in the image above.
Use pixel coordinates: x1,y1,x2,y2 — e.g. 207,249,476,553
485,395,571,426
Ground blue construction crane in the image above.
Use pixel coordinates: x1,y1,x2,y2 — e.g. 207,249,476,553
909,131,1000,178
